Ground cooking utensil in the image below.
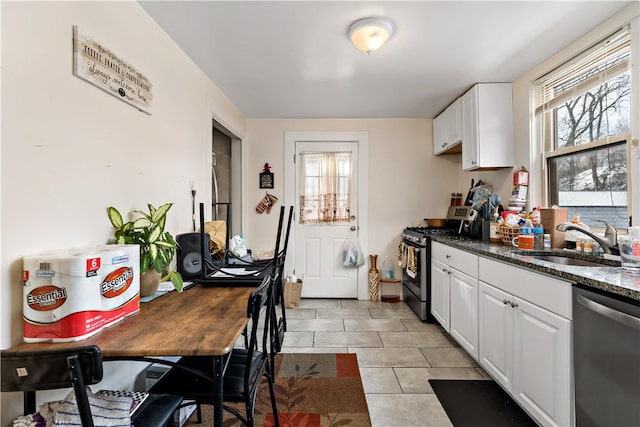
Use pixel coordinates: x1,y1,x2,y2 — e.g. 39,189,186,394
464,179,475,206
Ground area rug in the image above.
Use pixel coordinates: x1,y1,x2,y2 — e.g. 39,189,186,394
184,353,371,427
429,379,537,427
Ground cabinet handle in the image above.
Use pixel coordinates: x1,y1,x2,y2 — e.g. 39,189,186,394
502,299,510,305
441,143,446,147
446,255,451,259
510,302,518,308
442,268,448,273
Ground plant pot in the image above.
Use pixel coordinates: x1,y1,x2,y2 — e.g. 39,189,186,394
140,270,161,297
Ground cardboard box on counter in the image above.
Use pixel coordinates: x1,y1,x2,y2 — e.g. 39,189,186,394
540,208,569,249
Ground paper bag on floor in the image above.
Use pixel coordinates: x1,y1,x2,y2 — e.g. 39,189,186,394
284,279,303,308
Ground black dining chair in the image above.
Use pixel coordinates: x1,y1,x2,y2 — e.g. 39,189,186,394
1,345,182,427
272,205,294,345
148,275,280,427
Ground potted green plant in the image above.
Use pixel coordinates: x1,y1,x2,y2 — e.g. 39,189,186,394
107,203,184,296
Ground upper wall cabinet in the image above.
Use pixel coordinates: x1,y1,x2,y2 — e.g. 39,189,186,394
433,98,462,155
461,83,514,170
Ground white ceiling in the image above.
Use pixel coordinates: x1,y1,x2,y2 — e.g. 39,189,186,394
139,1,632,119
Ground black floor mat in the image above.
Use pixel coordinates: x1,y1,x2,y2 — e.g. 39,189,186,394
429,379,538,427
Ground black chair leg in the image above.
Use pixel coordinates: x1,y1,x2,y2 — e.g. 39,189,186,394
267,376,280,427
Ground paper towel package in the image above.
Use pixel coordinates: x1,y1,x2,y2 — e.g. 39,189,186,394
22,245,140,342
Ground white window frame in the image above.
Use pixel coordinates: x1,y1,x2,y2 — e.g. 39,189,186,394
535,27,633,230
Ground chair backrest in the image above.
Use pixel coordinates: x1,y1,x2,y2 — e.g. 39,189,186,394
271,206,293,352
279,206,294,270
244,276,272,388
1,346,103,427
273,205,294,283
264,207,291,353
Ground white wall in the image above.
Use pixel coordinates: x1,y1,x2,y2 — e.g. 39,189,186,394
244,118,461,271
1,2,245,424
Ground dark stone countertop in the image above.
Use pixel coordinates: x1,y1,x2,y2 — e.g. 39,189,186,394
431,235,640,303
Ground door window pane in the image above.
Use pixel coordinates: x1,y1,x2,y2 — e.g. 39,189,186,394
299,152,351,224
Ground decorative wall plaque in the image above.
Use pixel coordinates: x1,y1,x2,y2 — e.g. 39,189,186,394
259,163,274,189
73,27,153,114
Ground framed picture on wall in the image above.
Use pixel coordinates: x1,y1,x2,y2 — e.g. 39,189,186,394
259,171,274,189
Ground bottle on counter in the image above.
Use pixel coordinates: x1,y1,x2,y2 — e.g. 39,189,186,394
533,226,544,250
543,234,551,250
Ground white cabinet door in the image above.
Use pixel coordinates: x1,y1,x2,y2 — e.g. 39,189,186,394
450,270,479,360
461,85,479,170
433,98,462,155
431,258,450,331
447,98,462,146
461,83,513,170
513,297,571,427
478,281,514,391
433,113,447,154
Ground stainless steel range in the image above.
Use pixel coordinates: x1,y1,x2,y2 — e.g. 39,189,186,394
401,226,457,321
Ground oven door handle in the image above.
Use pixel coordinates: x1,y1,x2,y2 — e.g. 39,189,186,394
401,237,425,249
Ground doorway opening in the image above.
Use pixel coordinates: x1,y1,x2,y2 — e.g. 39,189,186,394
212,120,242,237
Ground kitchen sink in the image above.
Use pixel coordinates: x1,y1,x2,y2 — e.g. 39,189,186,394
511,251,620,267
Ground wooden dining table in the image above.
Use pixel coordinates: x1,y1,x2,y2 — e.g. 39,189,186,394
9,284,255,427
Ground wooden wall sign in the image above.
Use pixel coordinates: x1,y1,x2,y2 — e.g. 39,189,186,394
259,172,274,189
72,27,153,114
259,163,274,189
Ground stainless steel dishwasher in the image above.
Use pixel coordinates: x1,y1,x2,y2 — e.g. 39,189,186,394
573,286,640,426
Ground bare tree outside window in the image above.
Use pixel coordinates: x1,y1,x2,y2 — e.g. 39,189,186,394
553,72,630,192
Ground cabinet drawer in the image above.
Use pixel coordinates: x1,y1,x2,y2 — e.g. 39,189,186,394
432,242,478,278
449,248,478,277
479,257,571,319
432,241,449,263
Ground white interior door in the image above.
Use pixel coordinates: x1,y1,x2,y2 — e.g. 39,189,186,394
294,141,358,298
284,131,369,300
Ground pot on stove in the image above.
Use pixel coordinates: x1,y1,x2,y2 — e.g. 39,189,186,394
425,218,447,228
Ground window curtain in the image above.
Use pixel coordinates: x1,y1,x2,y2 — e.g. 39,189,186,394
299,151,351,224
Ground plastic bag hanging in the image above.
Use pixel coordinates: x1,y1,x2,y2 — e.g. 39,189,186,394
341,229,365,268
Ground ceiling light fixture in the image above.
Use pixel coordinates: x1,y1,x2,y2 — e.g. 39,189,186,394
347,17,395,54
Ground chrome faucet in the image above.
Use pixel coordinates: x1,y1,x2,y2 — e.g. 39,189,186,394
556,220,619,255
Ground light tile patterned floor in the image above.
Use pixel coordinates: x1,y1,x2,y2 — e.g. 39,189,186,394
281,299,490,427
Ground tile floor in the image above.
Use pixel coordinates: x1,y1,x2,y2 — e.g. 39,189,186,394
280,298,491,427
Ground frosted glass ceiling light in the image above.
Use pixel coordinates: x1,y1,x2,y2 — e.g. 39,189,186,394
348,17,395,54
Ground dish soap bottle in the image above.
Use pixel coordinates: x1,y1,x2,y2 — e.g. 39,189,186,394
382,257,394,280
